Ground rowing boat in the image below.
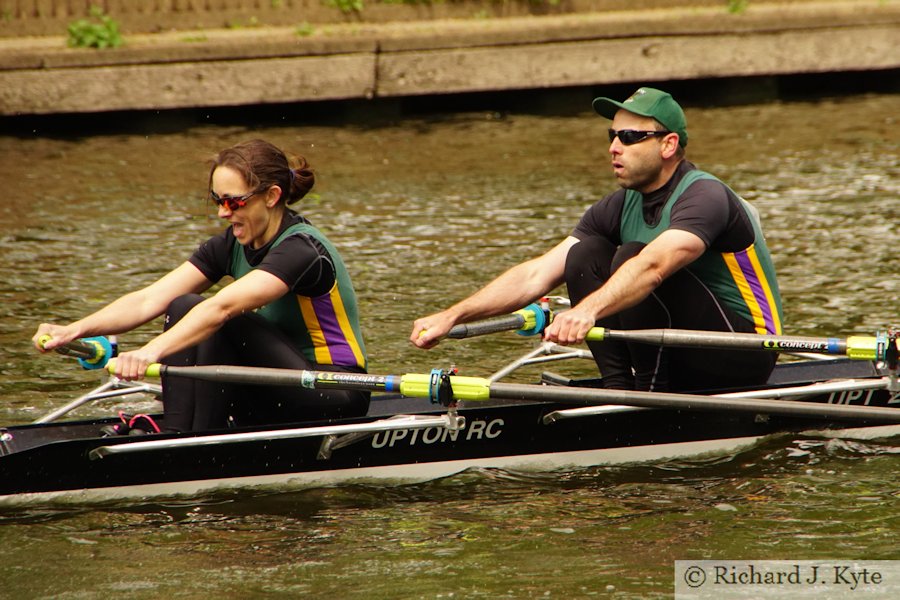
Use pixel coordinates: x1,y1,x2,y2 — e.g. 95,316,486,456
4,326,899,506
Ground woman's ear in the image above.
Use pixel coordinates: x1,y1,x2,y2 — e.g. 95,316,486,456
265,185,282,208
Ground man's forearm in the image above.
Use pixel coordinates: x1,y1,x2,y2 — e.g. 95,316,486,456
579,255,662,322
445,260,560,324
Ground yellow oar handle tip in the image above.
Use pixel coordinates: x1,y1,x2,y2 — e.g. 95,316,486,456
37,334,52,349
584,327,607,342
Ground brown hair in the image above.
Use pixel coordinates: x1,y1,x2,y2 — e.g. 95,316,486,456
208,139,315,205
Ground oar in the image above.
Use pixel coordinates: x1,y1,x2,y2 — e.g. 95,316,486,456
585,328,898,362
37,334,114,370
127,362,900,424
448,310,898,363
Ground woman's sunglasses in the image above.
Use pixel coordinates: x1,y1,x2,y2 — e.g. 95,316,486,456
209,189,258,212
608,129,671,145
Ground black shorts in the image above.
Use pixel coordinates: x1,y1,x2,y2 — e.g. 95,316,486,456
565,237,776,392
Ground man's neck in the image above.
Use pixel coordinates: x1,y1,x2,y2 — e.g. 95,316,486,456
638,158,684,195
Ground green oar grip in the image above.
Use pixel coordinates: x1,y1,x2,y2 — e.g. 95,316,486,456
106,360,163,378
584,327,607,342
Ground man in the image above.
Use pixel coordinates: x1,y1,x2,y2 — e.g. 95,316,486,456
410,87,783,392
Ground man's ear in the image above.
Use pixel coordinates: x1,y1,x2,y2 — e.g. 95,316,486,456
661,133,680,159
662,132,679,158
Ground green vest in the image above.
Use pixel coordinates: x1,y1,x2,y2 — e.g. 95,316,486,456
620,169,784,335
230,222,367,369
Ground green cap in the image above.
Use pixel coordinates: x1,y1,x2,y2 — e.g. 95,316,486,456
592,87,688,147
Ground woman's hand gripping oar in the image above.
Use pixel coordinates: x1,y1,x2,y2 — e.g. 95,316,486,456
38,331,162,381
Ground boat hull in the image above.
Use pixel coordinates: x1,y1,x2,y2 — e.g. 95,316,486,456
1,359,897,505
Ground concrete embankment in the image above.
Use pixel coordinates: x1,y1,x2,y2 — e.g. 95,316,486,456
0,0,897,116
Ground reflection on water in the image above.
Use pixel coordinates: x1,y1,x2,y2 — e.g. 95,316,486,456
0,93,898,597
0,436,897,598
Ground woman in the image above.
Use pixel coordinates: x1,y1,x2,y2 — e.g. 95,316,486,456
33,139,369,433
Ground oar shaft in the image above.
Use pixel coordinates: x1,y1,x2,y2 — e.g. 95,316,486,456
585,327,885,360
487,382,900,424
444,313,892,362
156,364,400,392
146,364,899,424
152,364,490,401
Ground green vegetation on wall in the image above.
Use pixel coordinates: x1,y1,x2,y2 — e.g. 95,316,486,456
67,6,122,49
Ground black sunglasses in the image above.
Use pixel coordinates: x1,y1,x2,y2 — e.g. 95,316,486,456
209,189,259,212
608,129,671,145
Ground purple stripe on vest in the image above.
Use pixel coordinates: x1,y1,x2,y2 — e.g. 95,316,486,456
734,250,776,334
311,294,357,366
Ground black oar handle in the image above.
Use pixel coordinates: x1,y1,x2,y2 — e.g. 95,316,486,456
448,313,526,339
41,337,97,360
447,303,549,339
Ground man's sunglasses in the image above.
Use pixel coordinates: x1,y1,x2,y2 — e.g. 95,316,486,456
608,129,671,145
209,189,259,212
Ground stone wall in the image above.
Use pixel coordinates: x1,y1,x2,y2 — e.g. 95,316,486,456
1,0,896,116
0,0,834,37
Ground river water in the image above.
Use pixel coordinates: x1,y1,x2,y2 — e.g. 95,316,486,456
0,92,897,597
